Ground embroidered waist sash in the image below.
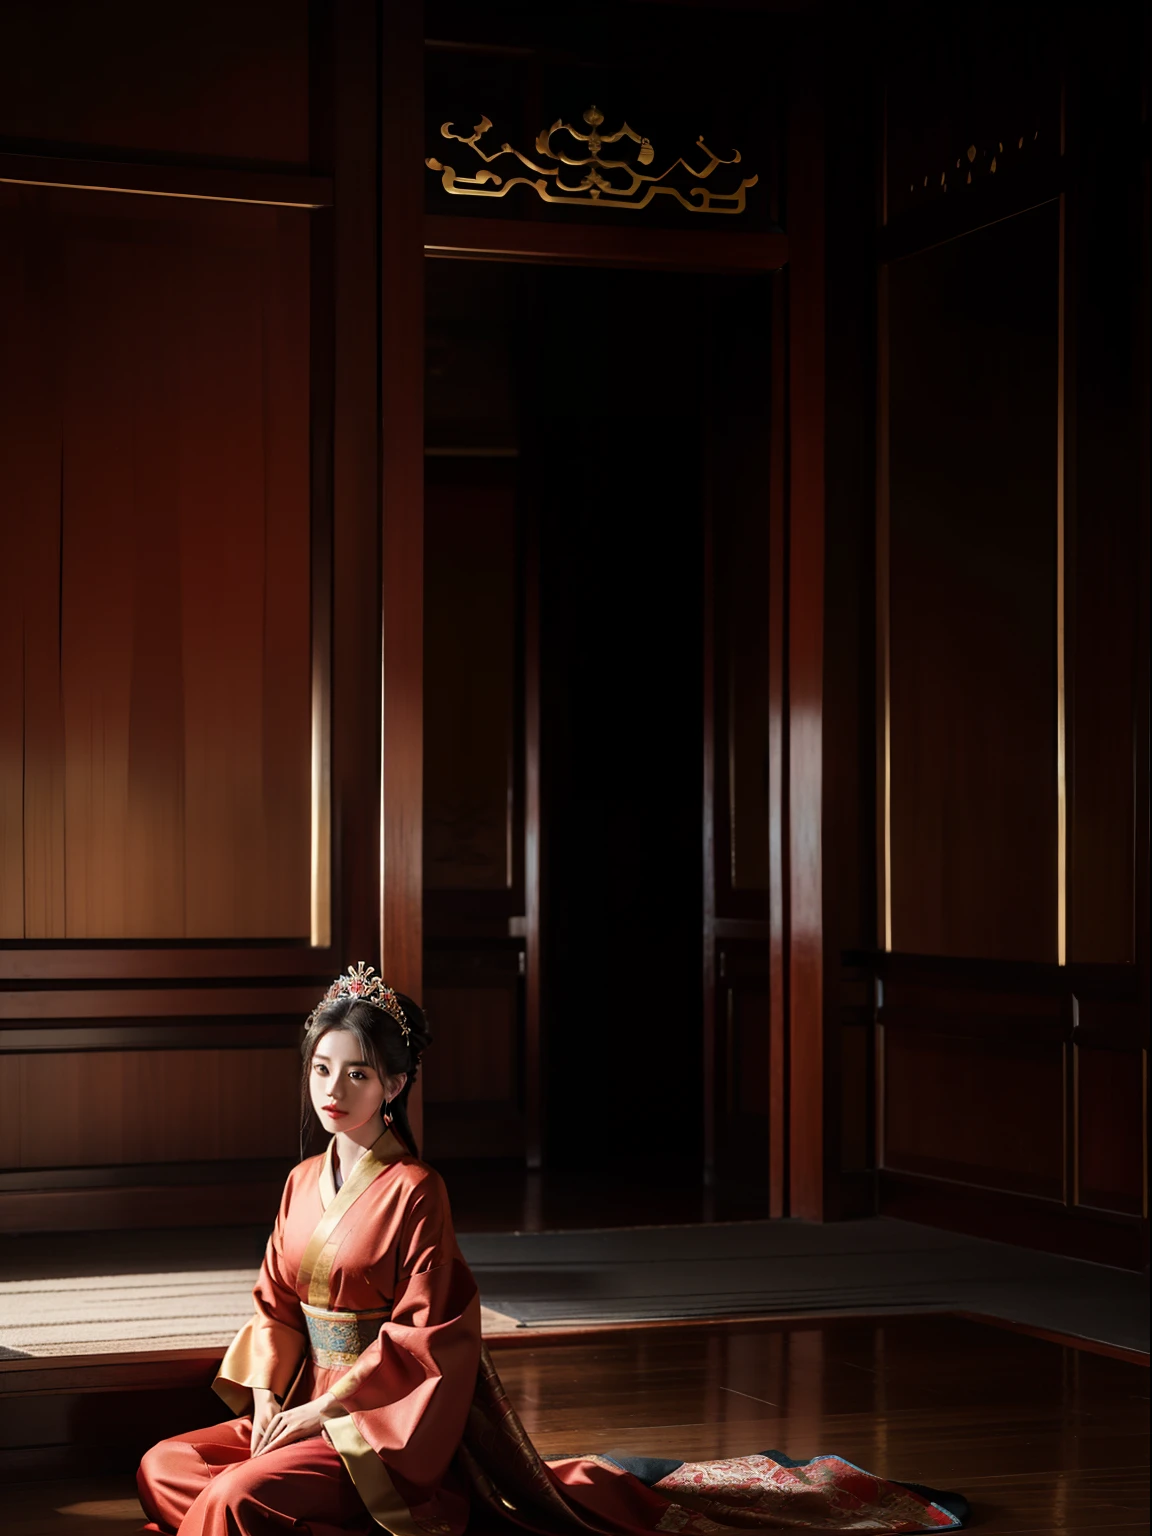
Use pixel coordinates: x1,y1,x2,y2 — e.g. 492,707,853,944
301,1301,391,1369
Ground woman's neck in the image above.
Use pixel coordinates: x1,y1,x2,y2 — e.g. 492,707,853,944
332,1116,384,1187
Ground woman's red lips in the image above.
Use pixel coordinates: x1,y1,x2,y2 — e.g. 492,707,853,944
321,1104,347,1116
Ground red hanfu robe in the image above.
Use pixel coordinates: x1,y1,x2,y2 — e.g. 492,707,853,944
137,1132,966,1536
215,1128,479,1533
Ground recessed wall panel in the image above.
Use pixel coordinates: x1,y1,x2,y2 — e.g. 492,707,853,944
423,465,517,892
0,188,312,939
887,203,1059,961
0,1048,301,1169
884,1029,1063,1199
0,0,309,163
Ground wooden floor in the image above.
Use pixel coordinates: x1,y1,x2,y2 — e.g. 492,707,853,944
6,1315,1148,1535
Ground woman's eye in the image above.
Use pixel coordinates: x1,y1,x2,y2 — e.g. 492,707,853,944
349,1070,366,1081
313,1064,328,1075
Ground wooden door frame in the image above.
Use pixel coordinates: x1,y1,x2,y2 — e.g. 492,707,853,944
385,7,827,1212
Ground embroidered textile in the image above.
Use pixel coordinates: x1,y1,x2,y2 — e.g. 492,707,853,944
300,1302,391,1369
652,1454,960,1532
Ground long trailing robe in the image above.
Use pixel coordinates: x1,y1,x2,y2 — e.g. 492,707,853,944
138,1129,967,1534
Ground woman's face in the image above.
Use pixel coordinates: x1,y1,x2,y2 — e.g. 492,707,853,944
308,1027,391,1137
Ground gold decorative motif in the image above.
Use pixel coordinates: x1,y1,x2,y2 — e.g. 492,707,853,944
426,105,758,215
301,1301,391,1369
908,127,1040,198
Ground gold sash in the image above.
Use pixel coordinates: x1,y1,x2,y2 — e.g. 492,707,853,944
300,1130,424,1536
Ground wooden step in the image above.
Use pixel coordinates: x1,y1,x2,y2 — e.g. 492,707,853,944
0,1347,224,1482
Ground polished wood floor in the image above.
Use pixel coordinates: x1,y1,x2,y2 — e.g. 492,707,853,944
7,1315,1148,1535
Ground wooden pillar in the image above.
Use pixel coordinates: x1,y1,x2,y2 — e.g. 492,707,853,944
787,35,827,1221
380,0,426,1137
332,0,382,974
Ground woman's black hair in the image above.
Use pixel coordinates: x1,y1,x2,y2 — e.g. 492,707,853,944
300,991,431,1159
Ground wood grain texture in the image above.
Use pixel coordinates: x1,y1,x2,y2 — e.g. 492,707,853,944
880,1168,1146,1270
704,272,778,1188
702,429,718,1184
873,952,1146,1260
0,152,331,209
871,5,1148,1268
0,1179,285,1234
0,986,317,1020
0,1047,300,1169
887,202,1059,962
423,465,517,891
422,983,518,1107
0,1022,301,1052
330,0,382,973
0,0,310,163
714,944,772,1185
883,1029,1064,1199
0,186,312,941
1064,22,1145,967
487,1315,1149,1500
3,1315,1146,1530
1075,1045,1145,1216
0,1156,292,1192
0,949,338,982
0,5,377,1233
425,216,788,275
379,0,425,1018
786,38,826,1221
712,311,774,905
419,462,524,1160
523,463,543,1171
767,275,788,1220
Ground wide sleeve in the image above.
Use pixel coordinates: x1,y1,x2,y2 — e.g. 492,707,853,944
214,1185,308,1413
324,1168,482,1488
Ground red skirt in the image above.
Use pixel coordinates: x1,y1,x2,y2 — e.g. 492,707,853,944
137,1348,967,1536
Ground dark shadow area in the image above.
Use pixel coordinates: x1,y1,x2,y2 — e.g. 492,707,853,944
424,259,773,1184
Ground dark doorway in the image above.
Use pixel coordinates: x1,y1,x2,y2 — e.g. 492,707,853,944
527,265,707,1176
423,258,774,1192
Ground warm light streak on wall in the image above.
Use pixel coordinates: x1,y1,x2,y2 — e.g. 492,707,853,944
310,677,331,949
1143,1049,1149,1220
1056,194,1067,967
883,674,892,953
877,267,893,952
0,175,326,208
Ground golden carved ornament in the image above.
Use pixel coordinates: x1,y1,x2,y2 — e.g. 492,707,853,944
426,104,758,216
909,128,1040,197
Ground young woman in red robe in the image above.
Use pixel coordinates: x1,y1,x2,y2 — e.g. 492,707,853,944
138,964,967,1536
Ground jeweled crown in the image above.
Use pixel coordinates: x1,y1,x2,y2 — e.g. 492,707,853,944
308,961,411,1043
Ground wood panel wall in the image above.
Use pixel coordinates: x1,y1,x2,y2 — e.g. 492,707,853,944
0,0,1142,1261
870,3,1149,1267
0,0,385,1232
422,453,526,1161
705,274,784,1199
887,203,1059,964
0,187,312,941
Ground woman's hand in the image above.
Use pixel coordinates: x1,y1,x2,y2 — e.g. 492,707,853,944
249,1388,279,1455
251,1392,346,1457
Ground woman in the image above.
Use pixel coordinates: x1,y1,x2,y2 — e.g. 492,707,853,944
138,964,967,1536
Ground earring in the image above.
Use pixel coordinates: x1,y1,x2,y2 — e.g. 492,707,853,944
382,1095,393,1127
